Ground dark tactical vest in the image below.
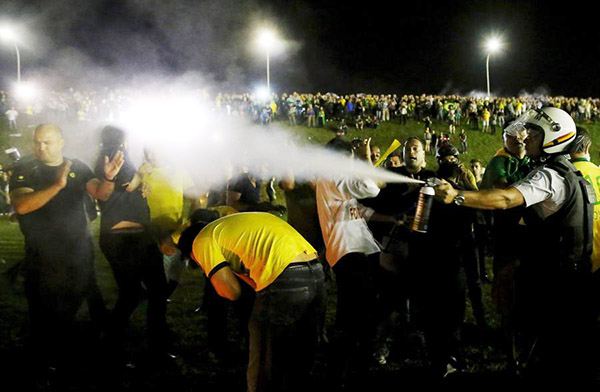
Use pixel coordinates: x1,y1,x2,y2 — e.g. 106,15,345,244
523,155,595,273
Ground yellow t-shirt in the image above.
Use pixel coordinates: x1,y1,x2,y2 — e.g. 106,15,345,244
572,158,600,272
192,212,317,291
144,166,195,231
482,110,491,121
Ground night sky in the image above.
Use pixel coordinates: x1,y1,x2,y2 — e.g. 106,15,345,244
0,0,598,96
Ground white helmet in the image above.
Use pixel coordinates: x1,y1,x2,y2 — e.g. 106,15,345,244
504,107,576,155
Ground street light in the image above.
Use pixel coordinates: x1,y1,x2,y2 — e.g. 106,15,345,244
0,25,21,85
255,28,281,98
484,36,502,98
14,81,38,101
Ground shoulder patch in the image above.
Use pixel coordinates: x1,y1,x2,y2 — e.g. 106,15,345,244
530,171,543,182
69,172,76,178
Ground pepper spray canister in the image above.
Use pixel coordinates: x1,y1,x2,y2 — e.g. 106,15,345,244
412,186,435,233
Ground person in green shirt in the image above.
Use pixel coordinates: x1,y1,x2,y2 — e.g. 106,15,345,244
480,124,534,372
480,129,533,189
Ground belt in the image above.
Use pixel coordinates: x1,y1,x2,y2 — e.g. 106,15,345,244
287,259,319,268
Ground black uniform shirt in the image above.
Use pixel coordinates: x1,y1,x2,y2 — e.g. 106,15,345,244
9,158,94,240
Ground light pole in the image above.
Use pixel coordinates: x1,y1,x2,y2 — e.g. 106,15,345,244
484,37,502,98
266,45,270,96
0,26,21,85
256,29,279,98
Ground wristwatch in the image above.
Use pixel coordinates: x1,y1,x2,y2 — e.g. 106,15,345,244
453,190,465,206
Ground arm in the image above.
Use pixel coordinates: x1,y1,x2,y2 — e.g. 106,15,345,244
124,173,144,192
87,151,125,200
368,211,400,224
86,178,115,202
209,266,243,301
125,161,153,193
434,179,525,210
355,137,373,164
234,272,257,290
280,170,295,191
10,160,73,215
10,186,63,215
344,177,380,199
227,189,252,211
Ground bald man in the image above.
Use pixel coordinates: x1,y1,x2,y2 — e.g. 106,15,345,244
9,124,124,374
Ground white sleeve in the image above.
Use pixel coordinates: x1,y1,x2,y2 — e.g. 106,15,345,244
339,177,380,199
511,169,553,207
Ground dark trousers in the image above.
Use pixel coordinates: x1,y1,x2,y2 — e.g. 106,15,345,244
247,261,326,392
517,263,598,388
24,234,105,367
99,229,167,350
460,235,486,325
203,275,255,356
473,222,489,278
409,238,465,373
331,252,379,379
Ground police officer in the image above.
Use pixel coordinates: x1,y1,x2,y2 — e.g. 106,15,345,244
9,123,124,375
434,107,595,387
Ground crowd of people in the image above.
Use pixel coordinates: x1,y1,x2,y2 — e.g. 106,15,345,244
3,87,600,131
2,89,600,391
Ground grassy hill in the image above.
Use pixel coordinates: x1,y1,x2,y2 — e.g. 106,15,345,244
286,116,600,167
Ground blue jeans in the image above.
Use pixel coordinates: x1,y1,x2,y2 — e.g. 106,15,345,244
247,260,326,392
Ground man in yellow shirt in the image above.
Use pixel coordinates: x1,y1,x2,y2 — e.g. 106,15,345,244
178,212,325,392
570,127,600,273
139,148,196,297
482,108,491,133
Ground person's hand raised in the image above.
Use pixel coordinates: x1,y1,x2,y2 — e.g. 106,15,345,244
104,150,125,181
356,137,372,163
55,160,73,189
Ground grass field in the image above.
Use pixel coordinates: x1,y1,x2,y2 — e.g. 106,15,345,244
1,114,599,390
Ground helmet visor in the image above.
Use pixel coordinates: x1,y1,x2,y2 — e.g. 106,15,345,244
504,109,562,136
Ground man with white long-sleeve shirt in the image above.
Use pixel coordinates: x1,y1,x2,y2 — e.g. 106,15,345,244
316,138,393,387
